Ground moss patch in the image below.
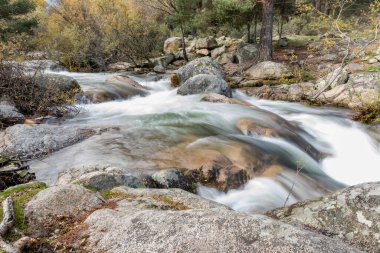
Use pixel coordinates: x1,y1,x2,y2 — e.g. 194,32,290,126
0,181,47,242
100,190,138,200
152,195,189,210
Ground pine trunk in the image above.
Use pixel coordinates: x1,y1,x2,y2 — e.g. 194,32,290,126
258,0,274,61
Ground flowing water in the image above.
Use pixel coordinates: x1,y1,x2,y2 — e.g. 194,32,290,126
30,69,380,213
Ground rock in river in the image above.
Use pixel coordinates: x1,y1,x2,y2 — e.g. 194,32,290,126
177,74,232,97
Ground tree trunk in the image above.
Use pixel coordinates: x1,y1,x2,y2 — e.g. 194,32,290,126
258,0,274,61
253,14,258,44
324,0,331,16
315,0,322,12
247,23,252,43
180,23,188,62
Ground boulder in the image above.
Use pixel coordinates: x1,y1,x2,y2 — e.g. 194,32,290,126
211,46,226,59
217,52,236,65
196,49,210,56
107,62,134,72
278,38,289,47
153,54,175,68
236,44,258,64
25,184,104,236
245,61,292,80
0,124,96,158
177,57,225,84
0,105,25,126
177,74,232,97
316,67,349,90
268,182,380,253
368,58,379,64
83,188,360,253
164,37,183,54
153,65,166,73
319,53,338,62
42,73,81,93
151,168,194,192
195,37,218,50
105,75,149,97
201,93,253,106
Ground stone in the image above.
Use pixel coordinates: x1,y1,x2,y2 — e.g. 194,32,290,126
153,54,175,68
195,37,218,50
278,38,289,47
105,75,149,97
153,65,166,73
177,74,232,98
107,62,134,72
196,49,210,56
211,46,226,59
368,58,379,64
151,168,194,192
25,184,104,236
42,73,81,93
245,61,292,80
164,37,183,54
217,52,235,65
0,105,25,126
317,67,349,90
236,44,258,64
201,93,253,106
320,54,338,61
268,182,380,253
83,191,360,253
176,57,225,84
0,124,96,158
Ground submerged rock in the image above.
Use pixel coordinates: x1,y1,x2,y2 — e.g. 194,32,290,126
25,184,104,236
82,187,360,253
0,105,25,127
201,93,253,106
0,124,96,158
176,57,225,84
177,74,232,97
268,182,380,253
105,75,149,97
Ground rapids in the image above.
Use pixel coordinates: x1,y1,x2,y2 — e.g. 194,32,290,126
30,70,380,213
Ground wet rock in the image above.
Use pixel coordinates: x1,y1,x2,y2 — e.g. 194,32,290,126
195,37,218,50
319,53,338,62
153,54,175,68
201,93,253,106
83,191,360,253
105,75,149,97
164,37,183,54
177,57,225,84
151,168,194,192
268,182,380,253
0,124,96,158
0,105,25,127
245,61,292,80
196,49,210,56
25,184,104,236
236,44,258,64
42,73,81,93
153,65,166,73
177,74,232,97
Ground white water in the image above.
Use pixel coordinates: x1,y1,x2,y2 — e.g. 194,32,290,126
30,70,380,213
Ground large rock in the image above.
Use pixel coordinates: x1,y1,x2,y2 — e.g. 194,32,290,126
176,57,225,84
195,37,218,50
201,93,253,106
211,46,226,59
107,62,134,72
105,75,149,97
0,105,25,126
177,74,232,97
83,187,360,253
153,54,175,68
246,61,292,80
0,124,96,158
151,168,193,191
236,44,258,64
42,73,81,93
316,67,349,90
164,37,183,54
268,182,380,253
25,184,104,236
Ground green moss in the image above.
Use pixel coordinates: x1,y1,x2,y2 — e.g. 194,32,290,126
100,190,138,200
356,66,380,72
0,182,47,241
352,104,380,124
82,184,97,193
152,195,189,210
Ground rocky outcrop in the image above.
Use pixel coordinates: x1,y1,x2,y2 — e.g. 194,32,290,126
0,124,96,158
177,74,232,97
25,184,104,236
151,168,194,191
176,57,225,84
245,61,292,80
82,187,360,253
164,37,183,54
107,62,135,72
0,105,25,127
268,182,380,253
104,75,149,98
211,46,226,59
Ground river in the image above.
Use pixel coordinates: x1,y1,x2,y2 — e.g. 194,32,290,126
30,70,380,213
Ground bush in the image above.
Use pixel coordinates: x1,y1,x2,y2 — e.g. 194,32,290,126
0,60,81,116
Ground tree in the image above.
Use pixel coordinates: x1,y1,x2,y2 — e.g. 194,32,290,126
0,0,37,40
146,0,199,61
258,0,275,61
214,0,258,43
